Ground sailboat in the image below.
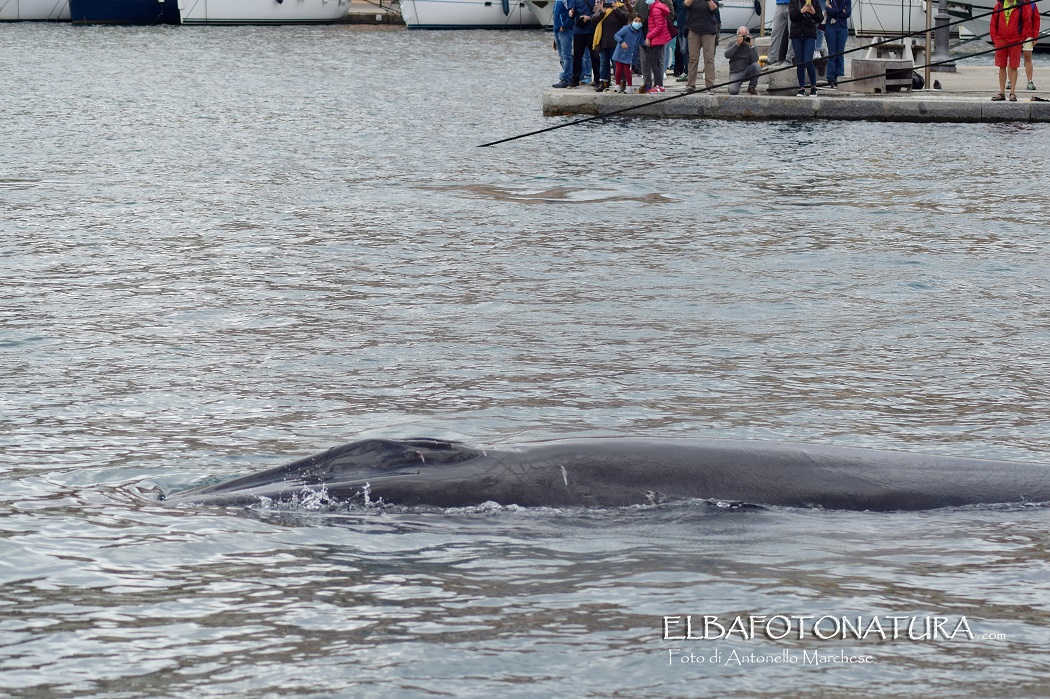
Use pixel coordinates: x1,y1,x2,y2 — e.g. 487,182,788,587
0,0,70,19
851,0,1049,42
401,0,540,28
179,0,351,24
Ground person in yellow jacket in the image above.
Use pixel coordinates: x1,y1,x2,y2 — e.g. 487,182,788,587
591,0,632,92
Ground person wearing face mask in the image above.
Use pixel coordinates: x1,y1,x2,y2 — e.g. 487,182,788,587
612,13,645,91
642,0,673,92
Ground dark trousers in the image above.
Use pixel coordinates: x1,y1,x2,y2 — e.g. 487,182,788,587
792,36,817,88
571,33,599,84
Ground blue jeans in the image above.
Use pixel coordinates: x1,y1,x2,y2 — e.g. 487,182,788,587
555,29,573,84
677,24,689,74
792,36,816,88
825,22,847,81
599,46,615,82
814,0,826,52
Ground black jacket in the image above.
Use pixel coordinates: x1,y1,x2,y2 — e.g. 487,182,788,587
788,0,823,39
595,4,631,50
685,0,718,35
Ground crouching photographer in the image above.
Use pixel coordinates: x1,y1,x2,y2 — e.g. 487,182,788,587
725,26,761,95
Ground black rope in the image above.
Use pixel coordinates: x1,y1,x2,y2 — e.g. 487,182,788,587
478,5,1031,147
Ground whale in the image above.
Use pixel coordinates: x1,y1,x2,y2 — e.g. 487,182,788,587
164,437,1050,511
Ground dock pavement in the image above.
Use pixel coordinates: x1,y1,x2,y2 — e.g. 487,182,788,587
542,65,1050,123
340,0,402,24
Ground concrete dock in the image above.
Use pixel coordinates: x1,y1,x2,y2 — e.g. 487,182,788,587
542,65,1050,123
339,0,402,24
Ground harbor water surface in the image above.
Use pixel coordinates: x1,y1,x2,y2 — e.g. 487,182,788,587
2,23,1050,698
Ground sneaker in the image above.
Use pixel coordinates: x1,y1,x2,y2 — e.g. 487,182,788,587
809,86,818,96
676,74,689,82
1006,80,1011,90
797,89,806,96
551,81,570,88
651,85,666,93
686,86,697,93
1028,81,1037,90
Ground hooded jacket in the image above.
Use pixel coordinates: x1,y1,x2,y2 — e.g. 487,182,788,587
612,22,644,63
788,0,824,39
646,0,673,46
990,0,1033,45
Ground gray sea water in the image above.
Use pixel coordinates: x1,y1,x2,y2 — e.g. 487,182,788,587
3,22,1050,698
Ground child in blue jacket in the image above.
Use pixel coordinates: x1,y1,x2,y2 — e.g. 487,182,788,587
611,15,644,92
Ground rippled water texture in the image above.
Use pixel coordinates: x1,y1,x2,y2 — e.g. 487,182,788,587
2,23,1050,698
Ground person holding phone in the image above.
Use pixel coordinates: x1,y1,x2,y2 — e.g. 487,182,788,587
788,0,824,96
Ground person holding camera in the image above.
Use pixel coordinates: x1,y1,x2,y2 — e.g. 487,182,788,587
592,0,631,92
725,26,761,95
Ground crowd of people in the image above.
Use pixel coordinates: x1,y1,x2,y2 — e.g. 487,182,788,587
551,0,1042,98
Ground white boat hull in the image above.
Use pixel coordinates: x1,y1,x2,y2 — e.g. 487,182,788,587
852,0,926,36
851,0,1049,41
950,0,1049,42
523,0,551,27
0,0,70,19
720,0,762,31
401,0,540,28
178,0,350,24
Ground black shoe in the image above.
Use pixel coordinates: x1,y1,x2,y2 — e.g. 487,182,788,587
552,81,570,88
568,81,580,87
809,86,818,96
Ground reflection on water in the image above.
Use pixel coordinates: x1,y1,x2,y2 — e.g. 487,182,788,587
2,21,1050,699
418,184,676,204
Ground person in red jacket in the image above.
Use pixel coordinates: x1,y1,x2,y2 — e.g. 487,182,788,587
990,0,1032,101
642,0,673,93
